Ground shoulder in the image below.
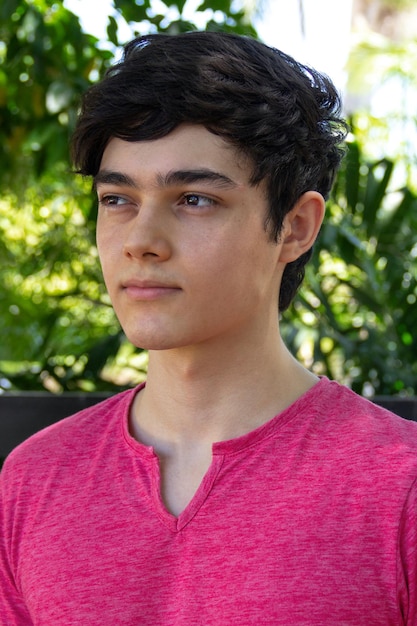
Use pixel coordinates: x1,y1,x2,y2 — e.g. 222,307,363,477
318,378,417,434
1,386,139,479
310,378,417,469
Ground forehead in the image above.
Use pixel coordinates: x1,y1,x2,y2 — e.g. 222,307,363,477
99,124,253,185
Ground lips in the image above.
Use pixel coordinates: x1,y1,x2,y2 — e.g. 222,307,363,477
121,278,181,301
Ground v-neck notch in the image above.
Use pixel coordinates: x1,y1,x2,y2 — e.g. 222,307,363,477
120,378,328,531
149,453,225,532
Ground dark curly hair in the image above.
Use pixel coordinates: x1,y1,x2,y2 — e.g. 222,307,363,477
72,31,347,311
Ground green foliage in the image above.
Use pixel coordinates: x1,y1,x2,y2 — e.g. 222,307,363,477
283,139,417,396
0,176,128,391
0,0,113,193
109,0,256,40
346,34,417,191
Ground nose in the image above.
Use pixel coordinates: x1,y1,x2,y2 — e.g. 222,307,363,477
123,202,172,261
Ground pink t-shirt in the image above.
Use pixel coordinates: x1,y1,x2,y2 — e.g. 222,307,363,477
1,378,417,625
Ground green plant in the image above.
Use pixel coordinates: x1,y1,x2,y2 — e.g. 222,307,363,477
283,139,417,396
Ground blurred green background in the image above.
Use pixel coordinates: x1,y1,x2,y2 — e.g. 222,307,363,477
1,0,416,397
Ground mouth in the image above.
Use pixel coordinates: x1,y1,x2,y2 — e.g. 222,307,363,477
121,279,181,301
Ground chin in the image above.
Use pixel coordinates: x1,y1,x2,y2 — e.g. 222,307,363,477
125,330,186,352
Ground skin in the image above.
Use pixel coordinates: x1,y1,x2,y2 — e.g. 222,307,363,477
96,124,325,516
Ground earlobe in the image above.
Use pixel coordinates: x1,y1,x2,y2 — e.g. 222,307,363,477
279,191,325,263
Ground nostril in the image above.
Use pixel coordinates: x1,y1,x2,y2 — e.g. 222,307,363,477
123,233,172,261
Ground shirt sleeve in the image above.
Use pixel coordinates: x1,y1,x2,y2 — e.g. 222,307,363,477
0,461,33,625
397,476,417,626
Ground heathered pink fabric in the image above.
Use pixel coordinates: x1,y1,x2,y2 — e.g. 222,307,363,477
1,378,417,625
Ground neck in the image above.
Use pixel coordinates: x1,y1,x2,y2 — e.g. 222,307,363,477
130,324,317,448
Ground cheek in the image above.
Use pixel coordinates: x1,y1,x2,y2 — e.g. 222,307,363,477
96,215,110,244
97,245,120,297
96,221,106,259
96,223,119,267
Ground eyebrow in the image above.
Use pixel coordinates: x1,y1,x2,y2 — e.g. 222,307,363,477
93,171,135,190
93,168,238,190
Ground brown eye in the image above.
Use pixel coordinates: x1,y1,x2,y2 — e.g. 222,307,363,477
183,194,215,207
99,195,129,206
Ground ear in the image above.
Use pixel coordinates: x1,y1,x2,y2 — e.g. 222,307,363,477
278,191,325,263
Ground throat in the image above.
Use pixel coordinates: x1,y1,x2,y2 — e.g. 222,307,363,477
158,445,213,517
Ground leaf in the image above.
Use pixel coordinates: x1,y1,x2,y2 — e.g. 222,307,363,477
378,187,417,241
362,158,394,232
198,0,233,11
344,141,360,212
107,15,119,47
113,0,150,23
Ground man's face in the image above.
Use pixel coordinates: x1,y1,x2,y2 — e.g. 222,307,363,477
95,124,287,351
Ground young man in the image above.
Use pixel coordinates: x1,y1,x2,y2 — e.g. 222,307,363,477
1,32,416,625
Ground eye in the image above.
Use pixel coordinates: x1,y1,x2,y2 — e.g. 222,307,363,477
181,193,215,208
98,194,130,207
